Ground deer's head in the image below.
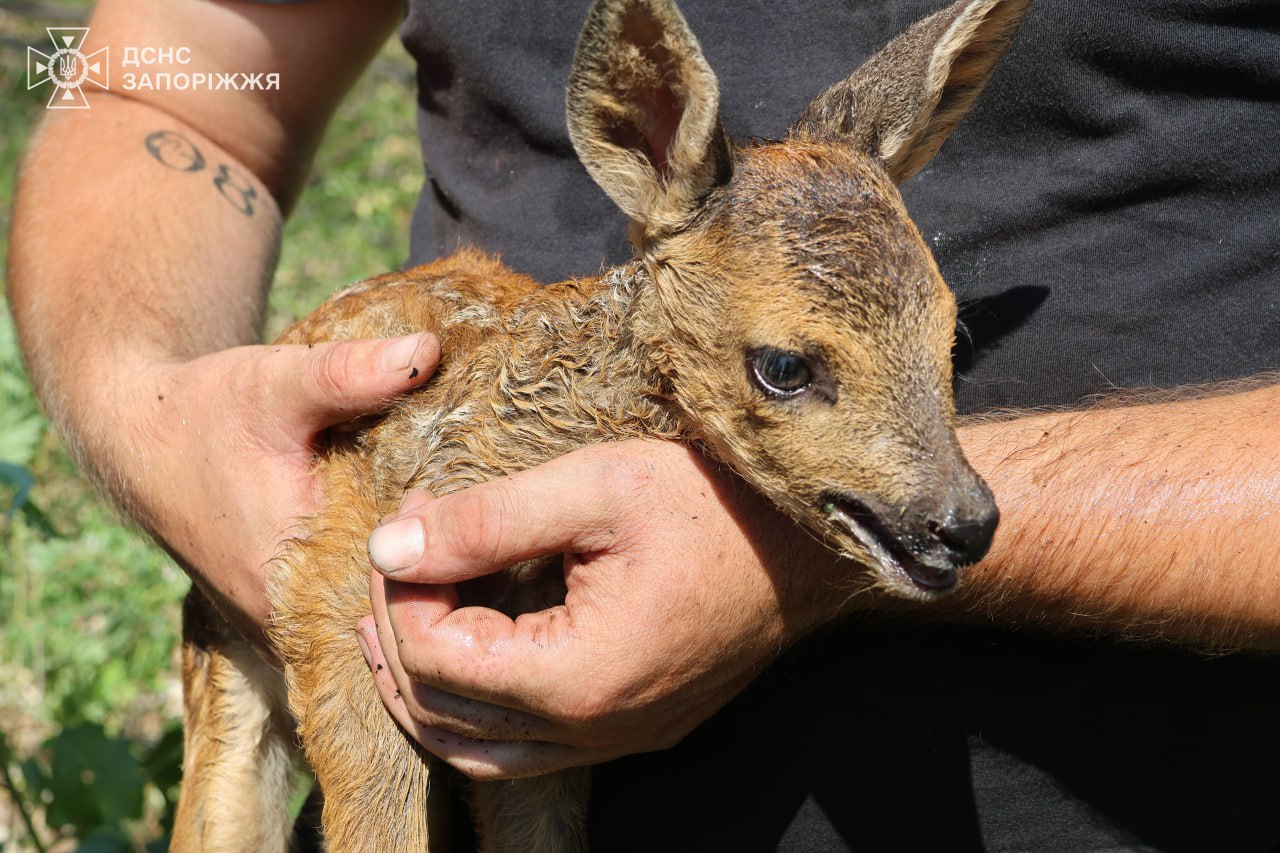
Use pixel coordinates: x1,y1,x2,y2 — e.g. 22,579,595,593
568,0,1027,598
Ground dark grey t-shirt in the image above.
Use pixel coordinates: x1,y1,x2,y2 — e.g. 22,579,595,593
397,0,1280,849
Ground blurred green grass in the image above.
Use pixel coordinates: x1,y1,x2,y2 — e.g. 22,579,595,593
1,4,422,848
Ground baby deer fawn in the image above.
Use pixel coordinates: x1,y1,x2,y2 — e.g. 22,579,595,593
172,0,1026,849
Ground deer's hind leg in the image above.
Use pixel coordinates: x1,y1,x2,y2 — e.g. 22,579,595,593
172,588,297,852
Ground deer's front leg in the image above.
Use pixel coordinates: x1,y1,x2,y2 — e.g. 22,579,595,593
285,632,439,851
273,528,441,852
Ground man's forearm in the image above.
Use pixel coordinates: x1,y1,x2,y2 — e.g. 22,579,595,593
7,94,289,640
9,94,280,505
953,379,1280,650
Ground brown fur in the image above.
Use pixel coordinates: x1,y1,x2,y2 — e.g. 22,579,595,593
171,0,1029,850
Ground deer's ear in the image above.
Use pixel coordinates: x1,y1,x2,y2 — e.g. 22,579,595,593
567,0,732,235
790,0,1029,183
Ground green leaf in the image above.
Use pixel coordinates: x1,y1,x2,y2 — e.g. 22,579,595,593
0,460,60,537
46,723,145,833
0,411,45,467
143,725,183,782
0,461,34,519
19,497,60,538
19,756,49,801
141,724,184,822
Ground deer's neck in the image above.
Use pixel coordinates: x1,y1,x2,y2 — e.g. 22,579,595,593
507,260,679,438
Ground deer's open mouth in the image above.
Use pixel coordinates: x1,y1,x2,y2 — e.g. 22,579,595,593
823,495,959,594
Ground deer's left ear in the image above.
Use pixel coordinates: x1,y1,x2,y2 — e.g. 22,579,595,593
790,0,1030,183
567,0,733,235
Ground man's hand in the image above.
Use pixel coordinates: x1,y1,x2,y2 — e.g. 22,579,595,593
356,439,854,779
124,333,439,650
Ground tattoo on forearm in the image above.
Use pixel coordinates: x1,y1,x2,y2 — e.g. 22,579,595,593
144,130,257,217
144,130,205,172
211,164,258,217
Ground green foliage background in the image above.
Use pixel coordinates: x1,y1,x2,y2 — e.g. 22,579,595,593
0,4,422,848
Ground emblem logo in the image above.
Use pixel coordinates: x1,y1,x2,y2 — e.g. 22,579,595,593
28,27,109,109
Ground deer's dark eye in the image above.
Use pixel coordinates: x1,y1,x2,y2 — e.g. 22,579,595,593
750,348,813,396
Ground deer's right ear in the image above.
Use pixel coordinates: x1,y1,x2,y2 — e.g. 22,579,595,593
790,0,1030,183
567,0,732,236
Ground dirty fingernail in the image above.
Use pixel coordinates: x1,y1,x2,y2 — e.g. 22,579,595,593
368,517,425,573
380,333,424,373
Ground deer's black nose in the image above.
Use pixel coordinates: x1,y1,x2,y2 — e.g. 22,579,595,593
927,504,999,567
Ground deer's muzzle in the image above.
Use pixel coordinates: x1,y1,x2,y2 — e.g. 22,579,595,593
823,482,998,595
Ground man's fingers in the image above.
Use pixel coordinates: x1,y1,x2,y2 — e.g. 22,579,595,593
366,443,652,581
369,565,590,720
369,573,532,730
266,333,439,431
363,577,464,748
356,609,479,762
358,611,553,741
359,609,610,781
363,588,603,779
408,725,600,781
391,596,604,720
